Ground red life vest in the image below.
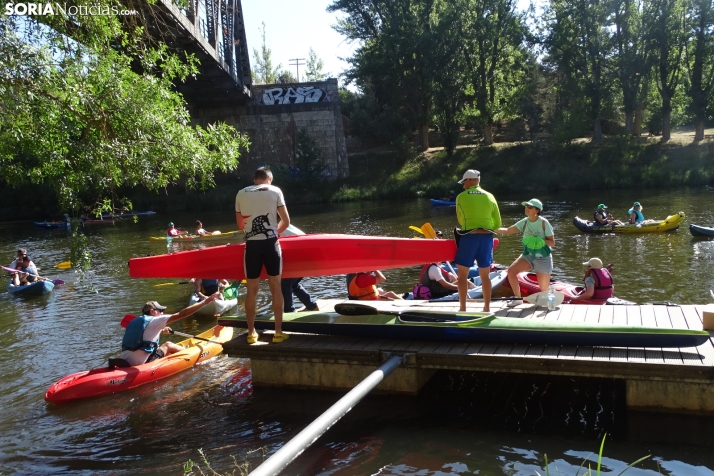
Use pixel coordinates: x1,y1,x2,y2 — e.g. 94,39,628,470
590,268,613,299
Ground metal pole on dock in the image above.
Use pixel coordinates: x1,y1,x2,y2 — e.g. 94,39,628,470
249,355,404,476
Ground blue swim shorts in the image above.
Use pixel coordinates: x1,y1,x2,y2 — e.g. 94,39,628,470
454,234,493,269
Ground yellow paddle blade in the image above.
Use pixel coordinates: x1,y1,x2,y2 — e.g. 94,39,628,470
241,279,247,284
55,261,72,269
409,226,424,235
421,223,437,239
153,283,176,287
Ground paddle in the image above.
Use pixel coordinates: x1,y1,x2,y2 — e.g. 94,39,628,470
2,266,64,285
119,314,223,344
334,302,492,322
153,281,191,287
55,261,72,269
711,289,714,301
523,290,565,307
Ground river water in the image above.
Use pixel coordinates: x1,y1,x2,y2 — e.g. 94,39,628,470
2,187,714,475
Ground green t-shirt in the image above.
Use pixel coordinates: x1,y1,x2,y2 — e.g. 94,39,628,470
455,186,502,231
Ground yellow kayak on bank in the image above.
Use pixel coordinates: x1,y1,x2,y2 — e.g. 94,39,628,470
573,212,685,233
149,230,245,242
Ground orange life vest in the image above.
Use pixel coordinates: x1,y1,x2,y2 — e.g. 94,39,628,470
346,273,379,300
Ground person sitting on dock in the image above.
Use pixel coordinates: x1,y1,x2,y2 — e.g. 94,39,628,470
120,295,220,366
570,258,614,302
593,204,623,226
417,263,476,299
167,222,188,237
347,271,403,301
628,202,645,224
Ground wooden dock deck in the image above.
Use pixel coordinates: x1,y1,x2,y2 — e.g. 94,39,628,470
221,299,714,414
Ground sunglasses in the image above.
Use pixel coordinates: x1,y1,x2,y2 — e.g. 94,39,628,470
525,205,535,209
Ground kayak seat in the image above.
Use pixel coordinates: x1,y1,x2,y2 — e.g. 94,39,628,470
108,358,132,369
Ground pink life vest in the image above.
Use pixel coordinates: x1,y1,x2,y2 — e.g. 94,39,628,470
590,268,613,299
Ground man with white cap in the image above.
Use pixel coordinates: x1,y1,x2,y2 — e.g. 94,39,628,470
454,169,502,312
121,294,220,366
570,257,614,302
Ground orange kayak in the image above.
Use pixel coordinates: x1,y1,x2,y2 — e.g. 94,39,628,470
45,326,233,403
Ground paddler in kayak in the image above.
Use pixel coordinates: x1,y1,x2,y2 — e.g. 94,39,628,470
570,257,615,302
496,198,555,308
7,248,26,272
454,169,502,313
628,202,645,224
121,294,221,366
593,204,623,226
347,271,404,300
235,166,291,344
167,222,188,237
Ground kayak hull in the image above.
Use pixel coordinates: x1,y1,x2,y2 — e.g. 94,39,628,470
690,224,714,237
6,280,54,296
189,293,238,316
572,212,685,233
44,326,233,403
130,234,458,280
218,311,708,348
430,199,455,206
516,272,634,305
150,231,245,242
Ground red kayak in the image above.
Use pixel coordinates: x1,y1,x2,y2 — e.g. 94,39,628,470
129,234,457,280
516,272,634,305
45,326,232,403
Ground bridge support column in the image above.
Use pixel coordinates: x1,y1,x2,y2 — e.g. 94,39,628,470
250,356,436,395
626,379,714,413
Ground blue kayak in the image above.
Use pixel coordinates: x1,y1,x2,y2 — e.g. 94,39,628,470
7,280,55,296
690,224,714,237
430,199,455,206
34,221,70,229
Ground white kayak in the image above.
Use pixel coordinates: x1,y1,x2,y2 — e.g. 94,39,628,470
189,293,238,316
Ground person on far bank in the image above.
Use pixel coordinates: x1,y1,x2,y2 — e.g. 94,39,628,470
235,166,291,344
496,199,555,308
593,204,623,226
121,295,221,366
454,169,502,313
570,258,614,302
167,222,187,237
628,202,645,224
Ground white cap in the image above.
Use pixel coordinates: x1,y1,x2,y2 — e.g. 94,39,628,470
583,257,603,269
458,170,480,184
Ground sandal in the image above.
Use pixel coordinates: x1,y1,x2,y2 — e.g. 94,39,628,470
246,331,259,344
272,333,290,344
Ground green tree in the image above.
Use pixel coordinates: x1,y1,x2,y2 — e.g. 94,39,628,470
0,11,249,214
329,0,437,150
455,0,528,145
544,0,614,142
684,0,714,141
612,0,653,135
252,22,281,84
276,70,298,83
305,47,328,81
644,0,688,141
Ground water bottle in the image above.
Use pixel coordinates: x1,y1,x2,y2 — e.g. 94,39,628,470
547,285,556,311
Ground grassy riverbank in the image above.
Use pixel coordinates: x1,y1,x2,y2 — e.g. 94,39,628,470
3,132,713,220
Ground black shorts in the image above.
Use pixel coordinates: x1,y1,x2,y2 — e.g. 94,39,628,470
146,348,165,363
244,237,282,279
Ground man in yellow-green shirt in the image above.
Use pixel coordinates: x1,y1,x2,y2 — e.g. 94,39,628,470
455,169,501,312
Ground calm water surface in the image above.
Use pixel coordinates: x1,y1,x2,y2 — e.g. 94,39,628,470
1,187,714,475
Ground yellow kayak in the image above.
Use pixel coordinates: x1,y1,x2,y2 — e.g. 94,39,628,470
149,231,245,242
573,212,685,233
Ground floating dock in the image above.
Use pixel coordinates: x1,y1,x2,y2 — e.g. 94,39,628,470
221,299,714,414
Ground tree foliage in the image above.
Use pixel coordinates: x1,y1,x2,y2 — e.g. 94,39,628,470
0,6,249,213
251,21,282,84
305,47,328,81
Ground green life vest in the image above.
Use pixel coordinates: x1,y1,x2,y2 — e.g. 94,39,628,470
520,218,552,258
